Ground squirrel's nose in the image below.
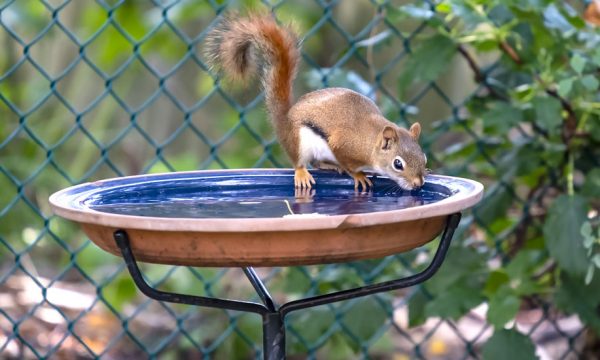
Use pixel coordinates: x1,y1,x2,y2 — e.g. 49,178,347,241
412,178,424,189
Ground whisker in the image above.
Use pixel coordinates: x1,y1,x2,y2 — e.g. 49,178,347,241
385,182,400,194
379,184,391,194
385,183,399,194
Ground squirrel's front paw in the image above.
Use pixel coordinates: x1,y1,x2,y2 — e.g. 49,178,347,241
351,171,373,193
294,167,315,189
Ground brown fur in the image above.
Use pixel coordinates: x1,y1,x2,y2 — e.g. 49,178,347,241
206,15,426,190
288,88,427,189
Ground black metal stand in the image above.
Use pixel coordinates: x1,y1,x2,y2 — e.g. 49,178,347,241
113,213,461,360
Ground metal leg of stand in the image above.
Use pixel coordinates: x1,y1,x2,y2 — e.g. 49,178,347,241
263,312,285,360
243,267,277,312
242,267,284,360
113,212,462,360
279,212,461,317
242,268,285,360
113,230,268,315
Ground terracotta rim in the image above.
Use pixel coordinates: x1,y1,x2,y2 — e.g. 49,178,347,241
49,169,484,232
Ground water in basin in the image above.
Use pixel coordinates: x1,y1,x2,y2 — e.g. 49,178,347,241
85,172,452,219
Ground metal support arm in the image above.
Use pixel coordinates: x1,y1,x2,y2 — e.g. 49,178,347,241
114,212,461,360
114,231,270,315
280,212,461,316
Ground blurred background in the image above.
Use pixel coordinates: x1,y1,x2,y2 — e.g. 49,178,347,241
1,0,599,359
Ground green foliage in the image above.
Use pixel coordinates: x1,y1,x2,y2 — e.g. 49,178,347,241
390,0,600,353
581,221,600,284
482,102,523,132
532,96,562,133
481,329,538,360
101,273,138,312
339,297,390,351
484,251,546,328
420,246,487,320
543,195,589,276
398,34,458,94
555,272,600,334
582,169,600,197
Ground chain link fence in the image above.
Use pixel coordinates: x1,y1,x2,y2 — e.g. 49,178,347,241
1,0,595,359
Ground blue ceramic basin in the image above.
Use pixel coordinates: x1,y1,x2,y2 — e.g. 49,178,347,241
50,169,483,266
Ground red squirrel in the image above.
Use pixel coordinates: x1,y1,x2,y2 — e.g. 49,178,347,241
206,14,427,191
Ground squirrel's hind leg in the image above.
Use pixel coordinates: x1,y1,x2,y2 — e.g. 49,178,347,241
294,166,315,189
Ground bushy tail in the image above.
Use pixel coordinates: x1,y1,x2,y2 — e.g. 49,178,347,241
205,14,300,129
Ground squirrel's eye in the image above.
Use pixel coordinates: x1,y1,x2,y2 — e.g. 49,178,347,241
393,157,404,171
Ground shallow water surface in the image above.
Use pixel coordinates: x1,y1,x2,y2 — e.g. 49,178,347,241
86,173,451,218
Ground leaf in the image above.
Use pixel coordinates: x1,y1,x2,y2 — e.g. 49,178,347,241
497,144,542,178
581,74,599,91
543,4,575,35
231,315,262,356
570,54,586,75
102,274,137,312
435,2,451,13
585,265,595,285
563,10,586,29
408,289,428,327
425,246,487,294
543,195,589,276
448,0,488,29
398,34,457,93
513,84,536,102
487,291,521,329
473,38,501,52
593,48,600,66
422,245,486,320
482,329,538,360
482,102,524,132
593,254,600,268
282,267,312,294
557,78,574,97
488,4,516,25
581,221,595,249
424,280,484,320
287,306,335,353
589,118,600,142
397,4,435,20
486,251,544,296
340,297,390,351
532,96,562,132
485,252,544,327
484,270,510,297
505,250,542,279
555,272,600,333
475,184,514,227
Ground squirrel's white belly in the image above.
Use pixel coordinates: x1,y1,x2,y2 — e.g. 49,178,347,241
298,126,339,165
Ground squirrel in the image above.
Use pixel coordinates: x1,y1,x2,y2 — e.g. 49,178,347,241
205,14,427,191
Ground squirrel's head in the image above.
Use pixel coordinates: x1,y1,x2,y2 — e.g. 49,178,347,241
372,123,427,190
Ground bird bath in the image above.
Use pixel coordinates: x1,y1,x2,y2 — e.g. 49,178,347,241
49,169,483,359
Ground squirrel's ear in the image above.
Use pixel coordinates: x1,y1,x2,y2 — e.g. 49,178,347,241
381,126,398,150
409,122,421,140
